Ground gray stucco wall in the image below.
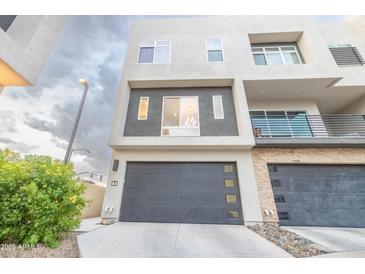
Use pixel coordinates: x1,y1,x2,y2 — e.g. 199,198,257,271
123,87,239,136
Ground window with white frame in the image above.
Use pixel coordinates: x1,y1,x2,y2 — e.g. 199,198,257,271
137,96,149,120
161,96,200,136
206,38,224,62
212,95,224,119
138,40,171,64
251,44,302,65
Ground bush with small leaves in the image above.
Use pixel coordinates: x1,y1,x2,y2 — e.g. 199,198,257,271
0,149,86,248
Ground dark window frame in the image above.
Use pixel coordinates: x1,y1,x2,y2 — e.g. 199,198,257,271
0,15,16,32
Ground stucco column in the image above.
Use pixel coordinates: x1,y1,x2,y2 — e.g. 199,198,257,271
101,156,126,220
109,80,130,143
236,151,264,224
232,78,255,145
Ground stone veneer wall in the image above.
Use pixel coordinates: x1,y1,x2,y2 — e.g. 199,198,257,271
251,148,365,223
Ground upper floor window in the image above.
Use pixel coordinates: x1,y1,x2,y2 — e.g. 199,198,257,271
329,44,365,66
206,38,224,62
212,95,224,119
137,96,149,120
251,44,302,65
161,96,200,136
138,40,171,64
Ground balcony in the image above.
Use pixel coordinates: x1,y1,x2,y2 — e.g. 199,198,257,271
250,112,365,147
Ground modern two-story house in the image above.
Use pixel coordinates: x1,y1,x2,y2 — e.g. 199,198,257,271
102,16,365,228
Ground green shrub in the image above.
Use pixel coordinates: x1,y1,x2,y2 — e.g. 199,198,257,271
0,149,86,248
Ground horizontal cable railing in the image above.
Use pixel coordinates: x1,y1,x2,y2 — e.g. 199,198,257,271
250,114,365,138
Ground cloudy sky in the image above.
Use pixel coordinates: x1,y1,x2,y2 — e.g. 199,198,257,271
0,15,343,181
0,16,142,180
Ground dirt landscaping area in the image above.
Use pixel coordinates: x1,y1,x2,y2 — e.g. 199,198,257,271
0,233,81,258
248,223,332,258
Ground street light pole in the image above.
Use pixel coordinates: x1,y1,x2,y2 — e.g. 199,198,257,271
64,79,89,163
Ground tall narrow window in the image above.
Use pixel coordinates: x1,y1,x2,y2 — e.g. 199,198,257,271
207,38,223,62
162,96,199,136
138,97,149,120
212,95,224,119
138,40,171,64
138,41,155,63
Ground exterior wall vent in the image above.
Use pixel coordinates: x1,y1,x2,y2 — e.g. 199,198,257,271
329,45,365,66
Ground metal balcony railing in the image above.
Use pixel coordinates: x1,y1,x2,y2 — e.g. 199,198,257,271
250,114,365,138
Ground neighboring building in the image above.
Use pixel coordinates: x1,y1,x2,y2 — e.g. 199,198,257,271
0,15,66,93
102,16,365,228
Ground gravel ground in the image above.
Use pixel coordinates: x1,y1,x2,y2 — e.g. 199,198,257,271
248,223,332,258
0,233,81,258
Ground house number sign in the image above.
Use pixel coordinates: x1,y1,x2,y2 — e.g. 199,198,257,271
111,180,118,186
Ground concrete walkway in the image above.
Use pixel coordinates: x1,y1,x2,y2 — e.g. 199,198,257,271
284,226,365,253
77,222,292,258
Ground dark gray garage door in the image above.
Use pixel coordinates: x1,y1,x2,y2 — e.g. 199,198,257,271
119,162,243,225
269,164,365,227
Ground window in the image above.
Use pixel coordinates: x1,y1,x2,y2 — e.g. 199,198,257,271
206,38,223,62
224,165,234,173
212,95,224,119
138,40,170,64
224,179,235,188
250,110,312,137
329,44,365,66
227,210,240,219
270,179,281,187
274,195,286,203
161,96,199,136
278,212,289,220
251,44,302,65
226,194,238,203
137,97,149,120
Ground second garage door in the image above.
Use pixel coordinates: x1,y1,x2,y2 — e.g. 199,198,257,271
269,164,365,227
119,162,243,225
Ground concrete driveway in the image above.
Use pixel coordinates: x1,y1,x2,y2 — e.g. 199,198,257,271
77,222,292,258
284,226,365,256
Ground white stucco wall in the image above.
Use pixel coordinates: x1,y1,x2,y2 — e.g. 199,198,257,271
109,15,354,148
104,15,365,225
122,16,341,82
340,95,365,114
0,15,67,86
248,100,321,115
316,16,365,87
